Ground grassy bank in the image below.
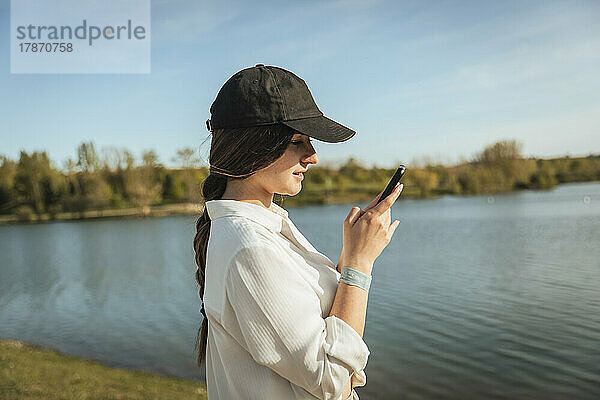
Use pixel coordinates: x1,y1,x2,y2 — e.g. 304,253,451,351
0,339,207,400
0,203,202,225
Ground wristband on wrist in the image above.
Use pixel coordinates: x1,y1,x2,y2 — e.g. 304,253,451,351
339,266,372,292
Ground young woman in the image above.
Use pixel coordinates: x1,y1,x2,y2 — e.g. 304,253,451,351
193,64,403,400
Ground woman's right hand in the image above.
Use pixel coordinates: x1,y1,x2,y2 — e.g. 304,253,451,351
341,182,403,275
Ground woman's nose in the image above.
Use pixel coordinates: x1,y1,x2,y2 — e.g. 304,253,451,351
304,146,318,165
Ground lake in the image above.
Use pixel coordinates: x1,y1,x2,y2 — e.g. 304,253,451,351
1,182,599,399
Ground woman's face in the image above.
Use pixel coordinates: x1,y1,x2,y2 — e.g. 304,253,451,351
254,132,318,196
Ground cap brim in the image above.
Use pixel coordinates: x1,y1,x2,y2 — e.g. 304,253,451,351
281,116,356,143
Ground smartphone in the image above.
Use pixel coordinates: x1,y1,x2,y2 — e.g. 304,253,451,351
375,165,406,206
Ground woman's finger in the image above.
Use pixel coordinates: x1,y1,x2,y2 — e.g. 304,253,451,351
364,190,384,211
369,183,403,218
388,219,400,237
364,181,402,212
346,206,362,225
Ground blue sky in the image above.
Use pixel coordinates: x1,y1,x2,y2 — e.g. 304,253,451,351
1,0,599,170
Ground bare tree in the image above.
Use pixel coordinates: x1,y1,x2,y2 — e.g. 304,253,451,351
172,147,203,202
172,147,202,169
123,150,162,207
76,141,100,173
476,140,523,164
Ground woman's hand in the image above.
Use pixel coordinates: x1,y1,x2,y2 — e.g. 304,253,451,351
359,184,396,216
340,182,403,275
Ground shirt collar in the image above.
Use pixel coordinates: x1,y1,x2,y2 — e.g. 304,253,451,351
204,199,289,233
205,199,338,272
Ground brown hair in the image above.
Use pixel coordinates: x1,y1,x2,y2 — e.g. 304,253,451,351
193,123,296,366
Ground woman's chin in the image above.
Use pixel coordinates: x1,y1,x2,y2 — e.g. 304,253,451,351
285,182,302,196
294,181,304,193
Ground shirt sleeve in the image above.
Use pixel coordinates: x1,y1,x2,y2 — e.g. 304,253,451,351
224,243,370,400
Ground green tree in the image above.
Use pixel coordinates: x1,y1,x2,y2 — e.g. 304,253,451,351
339,157,370,183
458,169,482,194
41,168,66,216
409,168,439,197
163,173,186,202
333,174,349,192
61,157,83,212
14,151,54,214
78,173,113,210
308,169,326,185
475,139,526,191
530,163,557,189
0,155,17,213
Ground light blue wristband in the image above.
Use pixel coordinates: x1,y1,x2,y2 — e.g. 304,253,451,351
339,266,372,292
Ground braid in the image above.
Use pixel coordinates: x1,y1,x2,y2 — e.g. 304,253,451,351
193,172,227,366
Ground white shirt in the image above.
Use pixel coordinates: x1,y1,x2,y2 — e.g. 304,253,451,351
203,199,370,400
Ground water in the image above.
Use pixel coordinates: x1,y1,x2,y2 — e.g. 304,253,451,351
1,182,599,399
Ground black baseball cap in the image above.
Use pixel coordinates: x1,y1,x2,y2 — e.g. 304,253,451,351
206,64,356,143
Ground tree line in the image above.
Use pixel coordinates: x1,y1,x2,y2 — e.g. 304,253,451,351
1,139,599,220
0,142,207,220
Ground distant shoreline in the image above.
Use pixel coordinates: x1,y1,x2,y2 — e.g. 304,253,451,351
0,338,207,400
0,191,376,225
0,181,597,226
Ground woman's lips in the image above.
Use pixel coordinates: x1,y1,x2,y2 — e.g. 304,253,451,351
292,172,304,180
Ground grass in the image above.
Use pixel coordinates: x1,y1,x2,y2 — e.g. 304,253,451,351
0,339,207,400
